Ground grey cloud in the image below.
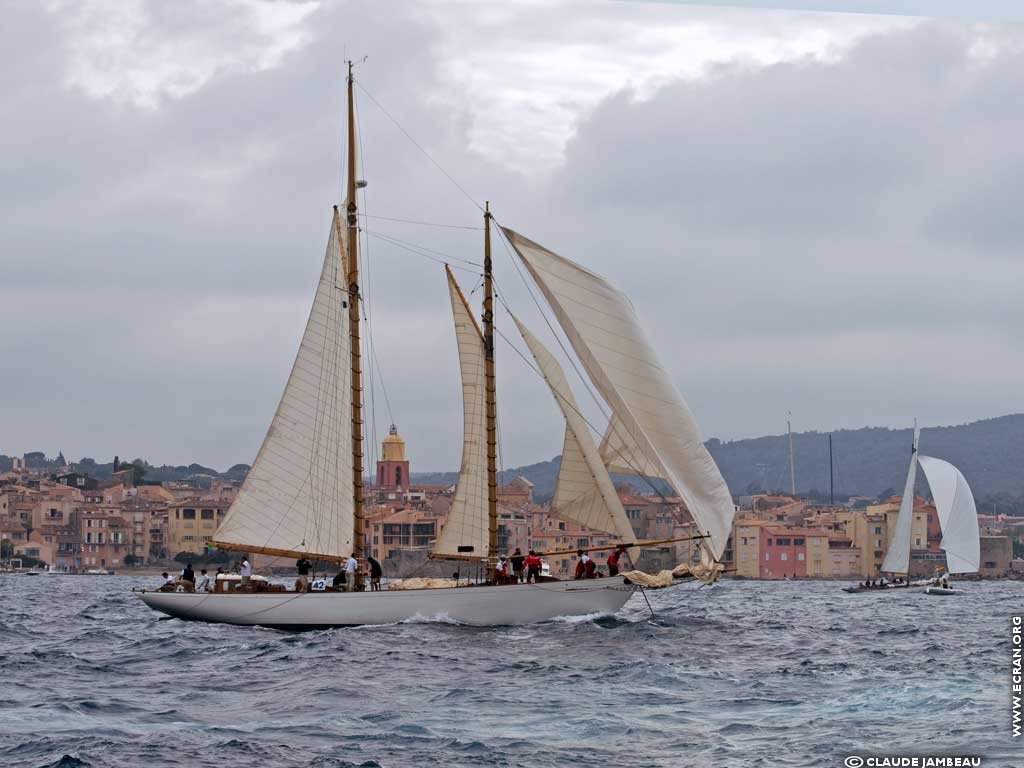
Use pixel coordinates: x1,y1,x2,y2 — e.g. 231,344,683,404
0,5,1020,478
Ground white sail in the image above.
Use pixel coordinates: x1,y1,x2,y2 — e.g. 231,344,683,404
880,424,920,575
917,455,980,574
599,415,665,478
213,210,354,560
512,316,637,551
503,229,735,559
432,267,490,560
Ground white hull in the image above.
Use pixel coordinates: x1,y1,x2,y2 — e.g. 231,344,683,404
136,577,636,628
924,586,957,596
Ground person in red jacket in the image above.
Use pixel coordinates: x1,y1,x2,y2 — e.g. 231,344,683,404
584,556,597,579
606,545,628,577
574,551,588,580
524,551,542,583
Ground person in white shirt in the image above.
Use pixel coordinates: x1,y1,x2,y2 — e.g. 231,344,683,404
344,554,358,592
239,558,252,587
495,556,509,585
195,569,211,592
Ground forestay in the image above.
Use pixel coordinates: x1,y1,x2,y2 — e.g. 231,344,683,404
432,268,490,560
213,209,354,560
880,425,920,575
512,315,637,554
503,229,735,558
917,456,980,574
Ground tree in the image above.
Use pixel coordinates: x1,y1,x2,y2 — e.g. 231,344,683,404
1,539,13,559
123,554,142,567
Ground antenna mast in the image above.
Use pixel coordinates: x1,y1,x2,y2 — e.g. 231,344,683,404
346,61,365,567
787,412,796,496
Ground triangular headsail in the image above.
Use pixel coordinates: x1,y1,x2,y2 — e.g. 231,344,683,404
599,415,665,479
502,228,735,559
880,424,920,575
917,455,980,574
512,315,637,553
432,267,490,560
212,209,354,560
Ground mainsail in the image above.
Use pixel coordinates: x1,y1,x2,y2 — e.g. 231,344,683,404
502,229,735,559
432,267,490,559
511,315,636,551
212,209,354,560
880,424,920,575
917,456,980,574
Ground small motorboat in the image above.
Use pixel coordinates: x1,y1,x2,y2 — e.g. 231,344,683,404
924,585,957,595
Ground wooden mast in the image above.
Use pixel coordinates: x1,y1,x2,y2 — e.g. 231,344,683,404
483,201,498,572
346,61,365,566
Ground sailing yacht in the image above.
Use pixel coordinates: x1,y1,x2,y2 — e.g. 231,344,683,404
842,424,980,594
136,65,735,628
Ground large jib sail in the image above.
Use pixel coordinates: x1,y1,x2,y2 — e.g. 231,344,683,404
880,424,920,575
917,456,980,574
511,315,637,554
211,209,354,561
432,267,490,560
502,229,735,559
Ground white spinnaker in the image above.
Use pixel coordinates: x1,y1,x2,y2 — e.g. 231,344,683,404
503,228,735,558
917,456,980,574
880,425,920,575
432,267,490,560
512,316,637,556
214,209,354,560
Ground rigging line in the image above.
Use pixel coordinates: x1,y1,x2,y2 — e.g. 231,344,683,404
360,213,483,231
369,229,483,268
366,231,481,274
355,87,379,485
355,81,484,213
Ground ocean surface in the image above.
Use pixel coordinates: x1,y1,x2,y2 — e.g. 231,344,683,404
0,575,1020,768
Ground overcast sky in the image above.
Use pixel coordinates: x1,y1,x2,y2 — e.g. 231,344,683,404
1,1,1021,473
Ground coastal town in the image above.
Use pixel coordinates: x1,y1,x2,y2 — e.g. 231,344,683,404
1,427,1018,581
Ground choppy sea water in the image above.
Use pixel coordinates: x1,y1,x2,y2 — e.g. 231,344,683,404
0,575,1020,768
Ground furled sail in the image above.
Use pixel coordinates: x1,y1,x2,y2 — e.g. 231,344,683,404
512,315,637,553
432,267,490,560
502,229,735,558
880,424,920,575
917,456,980,574
212,209,354,560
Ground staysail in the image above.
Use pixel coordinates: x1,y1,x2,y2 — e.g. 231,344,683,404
917,456,980,574
512,315,637,552
212,209,354,561
503,229,735,559
432,267,490,559
880,424,920,575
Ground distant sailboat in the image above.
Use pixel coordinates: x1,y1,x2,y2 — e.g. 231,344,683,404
843,424,980,594
136,64,735,628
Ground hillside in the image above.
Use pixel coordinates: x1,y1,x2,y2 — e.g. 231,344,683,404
412,414,1024,510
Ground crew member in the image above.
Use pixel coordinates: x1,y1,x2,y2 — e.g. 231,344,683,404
196,569,211,592
524,550,542,583
367,554,383,592
239,558,252,588
181,562,196,585
606,545,627,577
495,555,510,584
344,553,358,592
574,551,590,580
295,556,313,592
510,548,525,583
